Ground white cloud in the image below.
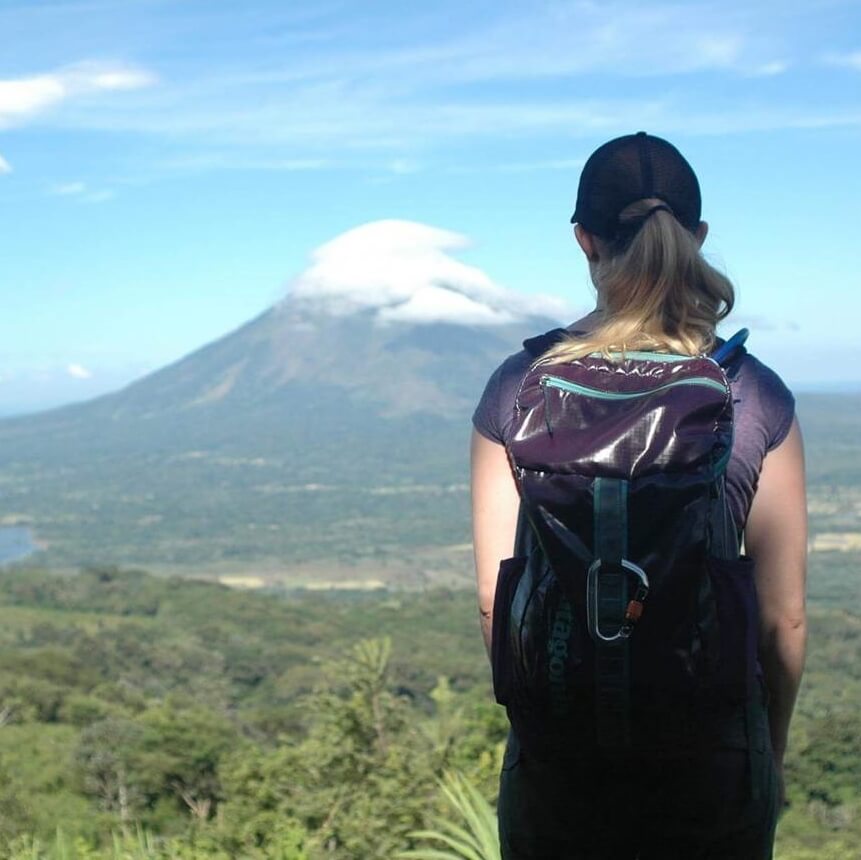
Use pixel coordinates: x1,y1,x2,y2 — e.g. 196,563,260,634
49,182,115,202
720,315,799,333
158,153,331,172
378,285,517,326
287,219,573,327
433,10,749,82
67,363,93,380
88,69,155,91
388,158,421,175
51,181,87,196
825,50,861,71
0,62,156,129
85,189,115,203
0,75,65,123
0,154,10,174
750,60,789,77
492,158,586,173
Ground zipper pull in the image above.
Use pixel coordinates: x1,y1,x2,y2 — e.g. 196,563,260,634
541,378,554,437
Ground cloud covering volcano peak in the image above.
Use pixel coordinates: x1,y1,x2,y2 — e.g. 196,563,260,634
287,219,572,326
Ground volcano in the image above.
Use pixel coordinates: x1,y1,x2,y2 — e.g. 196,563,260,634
0,221,572,579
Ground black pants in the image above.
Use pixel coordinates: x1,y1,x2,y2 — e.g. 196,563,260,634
498,705,779,860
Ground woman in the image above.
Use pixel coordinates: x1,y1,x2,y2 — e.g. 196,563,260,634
470,132,807,859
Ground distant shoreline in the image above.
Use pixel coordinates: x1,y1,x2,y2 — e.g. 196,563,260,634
793,384,861,394
0,526,39,566
1,383,860,421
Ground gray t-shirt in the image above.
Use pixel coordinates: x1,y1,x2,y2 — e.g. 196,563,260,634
472,334,796,531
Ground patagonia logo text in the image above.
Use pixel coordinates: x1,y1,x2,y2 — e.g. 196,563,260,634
547,599,575,716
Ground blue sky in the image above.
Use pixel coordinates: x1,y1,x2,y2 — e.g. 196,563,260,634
1,0,860,413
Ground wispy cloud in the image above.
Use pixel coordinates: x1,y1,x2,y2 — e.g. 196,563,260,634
48,180,115,202
157,153,332,173
211,2,784,88
825,50,861,70
0,61,155,129
388,158,422,175
51,181,87,195
748,60,790,77
177,95,861,144
0,2,854,176
67,363,93,380
402,6,753,83
721,315,800,333
0,154,11,174
493,158,586,174
45,81,861,179
85,189,115,203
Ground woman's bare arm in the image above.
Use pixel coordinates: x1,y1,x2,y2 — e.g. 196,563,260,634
744,416,808,766
470,429,521,657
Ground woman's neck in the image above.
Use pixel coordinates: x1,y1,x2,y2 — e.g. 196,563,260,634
568,308,603,333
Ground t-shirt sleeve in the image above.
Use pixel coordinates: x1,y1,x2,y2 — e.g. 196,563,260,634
471,350,531,445
472,362,506,444
755,360,796,451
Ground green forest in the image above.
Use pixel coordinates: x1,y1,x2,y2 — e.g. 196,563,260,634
0,555,858,859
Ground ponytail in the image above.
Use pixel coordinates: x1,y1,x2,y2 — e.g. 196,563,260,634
542,198,735,364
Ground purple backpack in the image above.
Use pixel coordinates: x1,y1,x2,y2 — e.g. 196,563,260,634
492,328,760,758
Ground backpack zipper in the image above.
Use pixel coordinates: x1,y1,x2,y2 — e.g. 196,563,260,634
540,374,728,399
591,350,695,363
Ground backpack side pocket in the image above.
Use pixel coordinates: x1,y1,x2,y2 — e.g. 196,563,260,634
706,555,760,701
492,556,528,706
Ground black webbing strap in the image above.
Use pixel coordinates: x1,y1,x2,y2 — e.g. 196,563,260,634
745,697,762,802
592,477,632,749
512,501,530,557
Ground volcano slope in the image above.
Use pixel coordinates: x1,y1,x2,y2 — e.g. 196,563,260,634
0,297,558,582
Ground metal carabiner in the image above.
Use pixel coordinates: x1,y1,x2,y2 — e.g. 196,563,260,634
586,558,650,643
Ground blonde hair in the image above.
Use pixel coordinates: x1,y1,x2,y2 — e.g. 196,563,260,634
543,199,735,364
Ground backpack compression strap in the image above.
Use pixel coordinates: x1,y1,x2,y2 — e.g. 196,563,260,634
522,327,569,358
589,477,634,750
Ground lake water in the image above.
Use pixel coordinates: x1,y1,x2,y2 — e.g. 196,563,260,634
0,526,38,566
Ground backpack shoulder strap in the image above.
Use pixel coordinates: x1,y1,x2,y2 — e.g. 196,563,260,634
711,328,749,367
522,327,570,358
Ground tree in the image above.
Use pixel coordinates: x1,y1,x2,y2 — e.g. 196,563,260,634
74,719,148,833
219,638,444,858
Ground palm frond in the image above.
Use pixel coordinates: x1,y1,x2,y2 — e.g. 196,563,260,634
405,828,484,860
397,770,500,860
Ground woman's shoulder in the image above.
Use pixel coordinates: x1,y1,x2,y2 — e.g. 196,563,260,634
471,347,534,445
492,346,535,383
471,325,589,444
728,349,796,453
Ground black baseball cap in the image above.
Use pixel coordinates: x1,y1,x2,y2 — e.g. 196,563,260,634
571,132,701,239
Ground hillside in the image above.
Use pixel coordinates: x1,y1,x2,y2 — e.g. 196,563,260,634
2,377,859,585
0,559,857,857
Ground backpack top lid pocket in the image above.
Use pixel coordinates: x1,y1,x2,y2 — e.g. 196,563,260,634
511,348,733,482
